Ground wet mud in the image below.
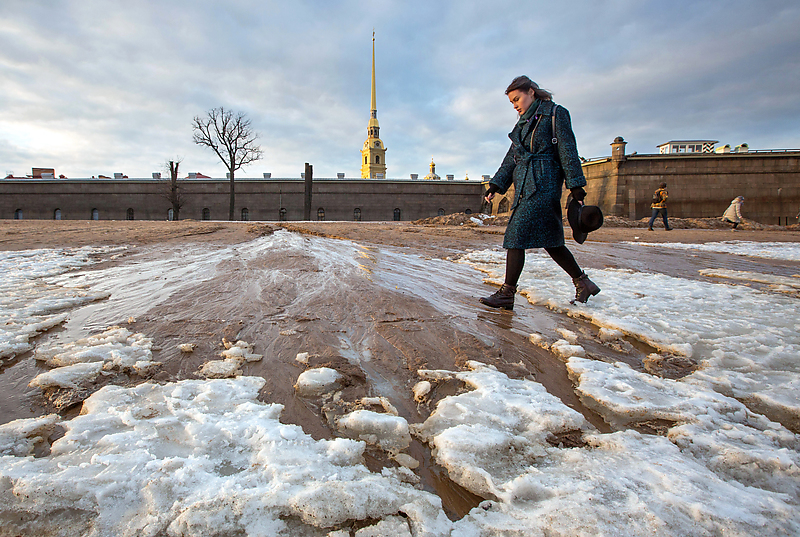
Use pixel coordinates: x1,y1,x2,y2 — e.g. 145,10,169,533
3,220,799,519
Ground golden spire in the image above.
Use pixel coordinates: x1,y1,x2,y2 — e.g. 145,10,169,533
361,30,387,178
370,30,377,114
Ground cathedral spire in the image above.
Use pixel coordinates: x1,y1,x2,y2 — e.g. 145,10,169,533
361,31,387,179
370,30,377,115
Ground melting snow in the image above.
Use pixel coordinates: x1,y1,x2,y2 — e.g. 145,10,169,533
2,236,800,535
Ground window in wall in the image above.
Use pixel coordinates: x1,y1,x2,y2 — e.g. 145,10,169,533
54,208,62,220
91,208,99,220
438,208,445,216
465,208,472,215
241,208,249,221
364,156,368,164
354,208,361,221
317,208,325,221
202,208,210,220
279,208,287,221
168,208,174,221
14,209,23,220
393,208,401,221
127,208,135,220
375,155,380,164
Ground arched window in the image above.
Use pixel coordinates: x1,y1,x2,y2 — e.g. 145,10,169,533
202,208,210,220
14,209,23,220
241,208,249,221
54,208,62,220
91,208,99,220
354,208,361,221
364,156,367,164
317,208,325,221
375,155,380,164
279,208,287,221
393,208,401,221
437,208,445,216
168,208,174,221
465,208,472,215
127,208,135,220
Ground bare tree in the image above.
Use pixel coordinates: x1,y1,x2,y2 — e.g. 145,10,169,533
192,107,263,220
161,158,184,221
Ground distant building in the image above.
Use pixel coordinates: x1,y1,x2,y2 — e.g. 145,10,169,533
657,140,718,154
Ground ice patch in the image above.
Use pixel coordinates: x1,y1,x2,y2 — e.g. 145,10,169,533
412,381,431,401
198,339,262,379
29,326,160,389
550,339,585,359
29,361,104,389
625,241,800,262
412,361,589,499
337,410,412,452
34,326,153,369
0,247,115,361
295,367,342,396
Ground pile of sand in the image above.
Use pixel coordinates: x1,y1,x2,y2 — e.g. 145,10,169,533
413,212,798,231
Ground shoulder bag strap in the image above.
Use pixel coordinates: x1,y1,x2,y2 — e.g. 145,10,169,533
551,103,559,146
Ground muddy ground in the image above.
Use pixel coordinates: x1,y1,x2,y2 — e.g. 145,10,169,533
2,217,799,518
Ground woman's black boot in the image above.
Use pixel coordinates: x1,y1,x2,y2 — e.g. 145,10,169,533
571,273,600,304
480,283,516,310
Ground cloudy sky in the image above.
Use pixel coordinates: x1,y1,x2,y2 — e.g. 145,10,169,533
1,0,799,179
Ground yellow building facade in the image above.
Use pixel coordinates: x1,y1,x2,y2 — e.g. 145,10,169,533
361,34,387,179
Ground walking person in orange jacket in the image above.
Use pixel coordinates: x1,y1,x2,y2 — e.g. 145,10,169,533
648,182,672,231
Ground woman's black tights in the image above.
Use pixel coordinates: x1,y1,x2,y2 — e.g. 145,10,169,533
504,246,583,287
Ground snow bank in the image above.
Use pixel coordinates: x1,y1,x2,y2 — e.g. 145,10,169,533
567,357,800,497
459,248,800,431
1,377,451,536
414,362,800,535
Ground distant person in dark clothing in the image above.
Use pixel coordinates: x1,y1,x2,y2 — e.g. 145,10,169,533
648,182,672,231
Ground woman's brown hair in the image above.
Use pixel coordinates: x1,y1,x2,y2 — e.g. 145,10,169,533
505,75,553,101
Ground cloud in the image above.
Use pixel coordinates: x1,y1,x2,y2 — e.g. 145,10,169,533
0,0,798,179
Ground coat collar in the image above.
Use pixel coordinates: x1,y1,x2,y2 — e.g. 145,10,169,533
509,100,556,146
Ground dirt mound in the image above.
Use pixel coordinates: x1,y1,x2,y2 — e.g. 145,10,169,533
413,213,509,227
414,212,794,232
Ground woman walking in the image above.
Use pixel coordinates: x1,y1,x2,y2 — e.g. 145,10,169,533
481,76,600,310
722,196,744,230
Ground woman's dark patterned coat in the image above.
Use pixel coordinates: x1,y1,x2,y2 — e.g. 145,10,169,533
489,100,586,249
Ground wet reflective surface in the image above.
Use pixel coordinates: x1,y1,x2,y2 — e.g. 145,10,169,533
4,227,797,517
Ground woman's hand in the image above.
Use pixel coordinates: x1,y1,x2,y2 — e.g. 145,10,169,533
485,184,500,203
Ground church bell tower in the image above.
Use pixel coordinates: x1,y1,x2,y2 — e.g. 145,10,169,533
361,32,387,179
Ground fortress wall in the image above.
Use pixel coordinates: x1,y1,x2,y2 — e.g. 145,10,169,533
0,179,484,222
